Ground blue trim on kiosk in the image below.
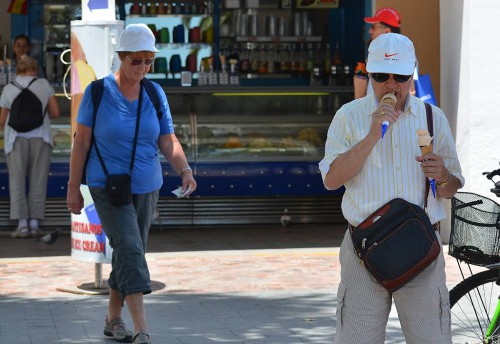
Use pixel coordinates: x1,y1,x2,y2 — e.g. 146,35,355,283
0,161,344,198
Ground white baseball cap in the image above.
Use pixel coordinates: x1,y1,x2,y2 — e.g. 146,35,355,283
116,23,159,53
366,33,417,75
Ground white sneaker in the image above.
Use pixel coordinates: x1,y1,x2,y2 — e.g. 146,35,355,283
11,226,30,238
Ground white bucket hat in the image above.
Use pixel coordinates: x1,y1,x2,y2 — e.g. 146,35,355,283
366,33,417,75
116,23,159,53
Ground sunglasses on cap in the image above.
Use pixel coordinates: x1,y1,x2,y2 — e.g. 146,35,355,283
126,55,154,66
371,73,412,83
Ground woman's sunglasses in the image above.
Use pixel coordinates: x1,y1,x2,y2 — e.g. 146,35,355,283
127,55,154,66
371,73,412,83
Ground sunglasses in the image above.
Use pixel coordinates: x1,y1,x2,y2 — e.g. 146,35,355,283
126,55,154,66
371,73,412,83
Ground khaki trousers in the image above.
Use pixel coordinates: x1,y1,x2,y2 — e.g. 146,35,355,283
6,137,51,220
333,229,452,344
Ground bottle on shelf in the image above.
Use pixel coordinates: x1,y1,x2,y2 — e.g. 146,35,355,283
207,56,218,85
289,43,297,76
219,54,229,85
273,44,282,73
266,44,275,74
305,43,314,74
250,44,259,74
329,65,338,86
229,59,240,85
279,44,290,73
343,65,352,86
157,2,165,14
323,43,331,76
130,1,140,14
239,43,251,74
198,58,208,86
297,43,307,77
257,44,268,74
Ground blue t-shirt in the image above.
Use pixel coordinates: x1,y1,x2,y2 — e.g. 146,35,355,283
77,74,174,194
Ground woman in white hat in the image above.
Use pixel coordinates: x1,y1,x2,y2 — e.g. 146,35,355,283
67,23,197,344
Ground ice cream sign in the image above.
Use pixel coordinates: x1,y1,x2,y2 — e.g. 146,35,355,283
82,0,116,21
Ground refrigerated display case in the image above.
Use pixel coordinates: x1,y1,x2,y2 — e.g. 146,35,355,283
0,84,349,227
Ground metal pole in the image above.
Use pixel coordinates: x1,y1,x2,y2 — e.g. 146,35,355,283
95,263,103,288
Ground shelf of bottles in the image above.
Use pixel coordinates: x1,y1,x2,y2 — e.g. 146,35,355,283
126,2,215,82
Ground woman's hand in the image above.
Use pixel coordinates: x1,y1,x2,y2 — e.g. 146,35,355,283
180,169,197,197
67,184,84,214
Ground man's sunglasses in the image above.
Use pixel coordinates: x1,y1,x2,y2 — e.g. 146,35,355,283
371,73,412,83
127,55,154,66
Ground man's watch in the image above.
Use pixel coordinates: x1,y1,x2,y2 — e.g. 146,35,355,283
437,171,450,187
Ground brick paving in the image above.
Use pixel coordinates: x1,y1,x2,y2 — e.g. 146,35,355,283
0,224,483,343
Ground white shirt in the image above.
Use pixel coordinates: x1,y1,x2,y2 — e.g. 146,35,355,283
319,93,464,225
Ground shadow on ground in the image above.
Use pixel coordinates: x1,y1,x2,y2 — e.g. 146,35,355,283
0,223,348,259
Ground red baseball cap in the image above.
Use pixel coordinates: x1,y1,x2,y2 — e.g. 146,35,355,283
364,7,401,28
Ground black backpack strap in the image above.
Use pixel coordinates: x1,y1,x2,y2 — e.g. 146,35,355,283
424,102,433,208
27,78,38,88
142,78,163,119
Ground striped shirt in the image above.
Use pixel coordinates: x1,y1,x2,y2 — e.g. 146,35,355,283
319,94,464,226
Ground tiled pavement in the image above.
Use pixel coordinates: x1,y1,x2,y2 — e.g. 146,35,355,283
0,223,479,344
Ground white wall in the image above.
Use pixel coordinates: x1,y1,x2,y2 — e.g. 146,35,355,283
440,0,500,241
450,0,500,196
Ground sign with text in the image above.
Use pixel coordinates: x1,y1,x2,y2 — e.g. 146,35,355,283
71,186,112,263
82,0,116,21
296,0,339,9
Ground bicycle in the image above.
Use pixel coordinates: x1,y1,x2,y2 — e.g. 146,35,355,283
448,164,500,344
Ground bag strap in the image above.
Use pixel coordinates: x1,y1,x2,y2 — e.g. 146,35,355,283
92,79,143,176
142,77,163,119
424,102,433,208
10,77,38,91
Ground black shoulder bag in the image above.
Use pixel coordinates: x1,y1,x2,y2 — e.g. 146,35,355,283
349,103,440,292
93,83,143,206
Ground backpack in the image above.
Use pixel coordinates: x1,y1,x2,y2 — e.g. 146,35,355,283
80,77,164,185
8,78,47,132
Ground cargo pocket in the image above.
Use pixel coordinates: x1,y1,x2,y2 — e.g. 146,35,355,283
438,284,451,334
336,282,347,331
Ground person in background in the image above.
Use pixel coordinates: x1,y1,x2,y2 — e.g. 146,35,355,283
12,34,30,67
354,7,418,98
0,56,60,238
66,23,197,344
320,33,463,343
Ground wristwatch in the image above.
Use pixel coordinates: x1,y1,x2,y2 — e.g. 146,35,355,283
437,171,450,187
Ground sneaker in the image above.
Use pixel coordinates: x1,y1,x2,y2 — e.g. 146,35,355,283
29,227,42,238
11,226,29,238
132,332,151,344
104,316,133,343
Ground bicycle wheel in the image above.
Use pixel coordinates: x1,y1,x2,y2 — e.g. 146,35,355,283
450,269,500,344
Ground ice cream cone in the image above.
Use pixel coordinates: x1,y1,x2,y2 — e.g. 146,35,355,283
419,144,433,156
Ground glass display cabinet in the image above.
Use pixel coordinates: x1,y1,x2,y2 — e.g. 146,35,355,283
0,85,350,226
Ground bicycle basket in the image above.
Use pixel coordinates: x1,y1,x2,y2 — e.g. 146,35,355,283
449,192,500,266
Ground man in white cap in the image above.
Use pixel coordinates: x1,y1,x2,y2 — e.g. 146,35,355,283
67,23,197,344
319,33,464,343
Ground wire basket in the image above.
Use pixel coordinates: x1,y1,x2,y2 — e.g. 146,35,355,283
449,192,500,266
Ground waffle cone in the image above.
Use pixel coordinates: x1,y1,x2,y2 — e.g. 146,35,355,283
419,145,433,155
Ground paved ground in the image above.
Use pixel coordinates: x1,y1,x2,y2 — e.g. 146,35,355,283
0,223,478,344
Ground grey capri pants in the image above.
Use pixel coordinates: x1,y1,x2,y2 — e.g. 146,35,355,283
89,187,159,297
